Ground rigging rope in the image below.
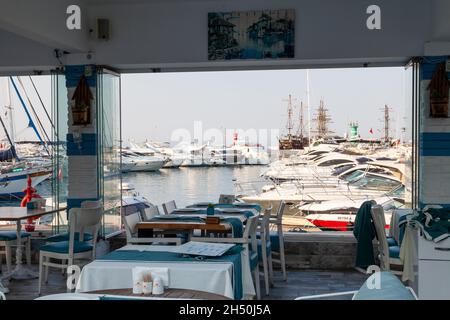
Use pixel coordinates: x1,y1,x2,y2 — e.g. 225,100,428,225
16,77,51,155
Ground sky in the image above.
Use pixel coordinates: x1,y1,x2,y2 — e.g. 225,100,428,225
0,67,412,149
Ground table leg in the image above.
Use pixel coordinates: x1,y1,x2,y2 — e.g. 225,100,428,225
0,280,9,294
6,220,38,280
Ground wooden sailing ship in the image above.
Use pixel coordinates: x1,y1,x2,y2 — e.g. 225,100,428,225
278,95,307,150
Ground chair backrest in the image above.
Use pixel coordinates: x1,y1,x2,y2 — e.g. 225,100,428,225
275,201,286,222
371,205,390,271
68,202,103,258
162,200,177,215
259,205,273,241
389,209,413,244
142,205,160,221
218,194,235,204
244,215,259,253
123,211,142,241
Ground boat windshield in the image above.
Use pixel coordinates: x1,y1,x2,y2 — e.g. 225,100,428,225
351,175,401,190
342,170,365,182
331,164,354,176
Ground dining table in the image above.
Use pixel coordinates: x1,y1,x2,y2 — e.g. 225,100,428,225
76,244,255,299
87,288,231,300
137,203,260,241
0,206,66,293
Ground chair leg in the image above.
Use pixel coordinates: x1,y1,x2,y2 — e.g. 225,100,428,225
38,253,44,296
5,244,12,274
67,258,74,293
268,252,274,287
278,229,287,281
262,257,270,296
25,238,31,267
61,259,66,275
253,269,261,300
44,257,49,284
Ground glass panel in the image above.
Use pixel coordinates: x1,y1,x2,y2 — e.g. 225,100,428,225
97,69,122,238
50,71,69,234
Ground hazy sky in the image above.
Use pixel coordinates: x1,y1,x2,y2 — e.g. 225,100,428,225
0,67,411,148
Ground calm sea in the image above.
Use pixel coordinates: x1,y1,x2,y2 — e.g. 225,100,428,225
123,166,266,208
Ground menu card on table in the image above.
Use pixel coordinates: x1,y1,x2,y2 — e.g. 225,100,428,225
173,241,235,257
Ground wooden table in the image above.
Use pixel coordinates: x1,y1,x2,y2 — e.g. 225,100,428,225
0,206,66,293
137,219,232,240
88,288,231,300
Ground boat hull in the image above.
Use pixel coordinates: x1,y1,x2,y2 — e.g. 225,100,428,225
0,168,51,199
123,160,166,172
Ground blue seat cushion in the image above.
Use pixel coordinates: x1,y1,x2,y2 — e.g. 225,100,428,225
46,232,93,242
256,232,280,251
257,239,271,261
0,231,31,241
389,245,400,259
249,250,258,270
40,241,93,254
387,237,398,247
354,271,415,300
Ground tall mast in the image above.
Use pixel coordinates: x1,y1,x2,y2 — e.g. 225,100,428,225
313,99,333,139
4,79,15,144
306,70,311,146
382,104,391,143
283,94,294,137
298,101,304,138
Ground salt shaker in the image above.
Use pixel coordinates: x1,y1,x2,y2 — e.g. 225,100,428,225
133,280,143,294
152,276,164,295
142,281,153,295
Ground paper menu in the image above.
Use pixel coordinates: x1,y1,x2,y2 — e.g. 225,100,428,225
173,241,235,257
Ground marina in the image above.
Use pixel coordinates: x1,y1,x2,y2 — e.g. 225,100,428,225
0,0,449,306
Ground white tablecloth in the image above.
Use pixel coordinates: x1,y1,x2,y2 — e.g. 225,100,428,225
76,245,255,299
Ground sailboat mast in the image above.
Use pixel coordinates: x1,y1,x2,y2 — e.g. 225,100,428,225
299,101,304,138
306,70,311,147
286,94,293,137
5,79,15,143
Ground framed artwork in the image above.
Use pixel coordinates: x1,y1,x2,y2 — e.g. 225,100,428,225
208,9,295,60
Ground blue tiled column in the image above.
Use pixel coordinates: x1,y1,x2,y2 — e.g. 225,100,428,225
419,56,450,208
65,65,100,211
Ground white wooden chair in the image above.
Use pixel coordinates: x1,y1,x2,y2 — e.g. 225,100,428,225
194,215,261,299
269,201,287,281
141,205,160,221
38,201,103,295
257,205,274,296
371,205,403,274
123,211,181,245
0,231,31,274
162,200,177,215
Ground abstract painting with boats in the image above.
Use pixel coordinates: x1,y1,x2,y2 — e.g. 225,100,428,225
208,9,295,60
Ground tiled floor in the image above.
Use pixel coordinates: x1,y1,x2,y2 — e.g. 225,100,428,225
262,269,369,300
2,266,369,300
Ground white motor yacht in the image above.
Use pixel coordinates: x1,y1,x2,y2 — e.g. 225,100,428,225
121,150,167,172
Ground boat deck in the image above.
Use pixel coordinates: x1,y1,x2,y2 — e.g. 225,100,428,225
2,265,369,300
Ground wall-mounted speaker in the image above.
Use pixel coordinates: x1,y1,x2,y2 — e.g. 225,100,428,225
97,19,110,40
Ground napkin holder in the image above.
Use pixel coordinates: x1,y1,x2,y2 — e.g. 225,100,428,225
206,216,220,224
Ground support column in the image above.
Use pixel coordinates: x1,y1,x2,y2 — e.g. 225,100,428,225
64,65,99,211
419,56,450,208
